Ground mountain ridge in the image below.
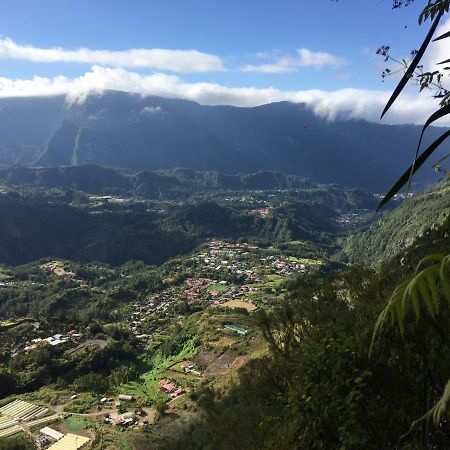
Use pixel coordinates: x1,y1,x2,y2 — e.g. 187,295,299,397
0,90,446,191
0,164,377,205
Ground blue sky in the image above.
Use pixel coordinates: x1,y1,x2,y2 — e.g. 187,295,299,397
0,0,447,124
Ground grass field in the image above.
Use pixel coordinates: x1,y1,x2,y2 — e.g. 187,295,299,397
288,256,323,265
65,415,88,431
254,274,286,290
167,362,186,374
207,283,229,292
220,300,257,312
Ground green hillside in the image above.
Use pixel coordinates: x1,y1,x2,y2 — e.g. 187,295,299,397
342,180,450,265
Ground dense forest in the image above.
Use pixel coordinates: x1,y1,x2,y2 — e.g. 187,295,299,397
342,179,450,264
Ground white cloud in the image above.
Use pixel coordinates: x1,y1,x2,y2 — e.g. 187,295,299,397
0,65,443,125
297,48,347,67
0,38,225,73
140,106,162,114
423,16,450,82
242,48,347,73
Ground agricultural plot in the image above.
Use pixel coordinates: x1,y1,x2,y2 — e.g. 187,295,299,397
220,300,257,312
0,399,48,421
194,349,241,375
253,274,286,290
0,424,22,438
0,399,52,440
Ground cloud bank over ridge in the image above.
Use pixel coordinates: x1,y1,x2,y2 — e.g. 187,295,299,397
0,65,443,125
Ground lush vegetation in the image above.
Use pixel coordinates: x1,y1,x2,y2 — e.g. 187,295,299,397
162,218,450,449
0,167,447,449
342,179,450,264
0,178,376,266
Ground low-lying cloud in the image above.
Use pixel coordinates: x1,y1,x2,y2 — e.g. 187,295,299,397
0,65,443,125
0,38,225,72
140,106,162,114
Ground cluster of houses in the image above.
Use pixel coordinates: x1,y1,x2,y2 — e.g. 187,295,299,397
250,207,271,218
335,212,369,227
184,277,217,302
88,195,130,205
269,257,307,276
121,239,317,340
159,379,186,399
180,360,200,375
194,240,308,279
184,278,258,306
193,241,263,282
98,395,147,427
23,330,81,352
127,287,184,337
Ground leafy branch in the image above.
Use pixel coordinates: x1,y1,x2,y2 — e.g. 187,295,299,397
377,0,450,210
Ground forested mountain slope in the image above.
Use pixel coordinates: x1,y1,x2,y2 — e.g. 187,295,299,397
342,180,450,264
0,91,446,190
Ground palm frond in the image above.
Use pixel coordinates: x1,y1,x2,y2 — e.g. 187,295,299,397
370,254,450,354
429,378,450,423
400,378,450,440
371,254,450,426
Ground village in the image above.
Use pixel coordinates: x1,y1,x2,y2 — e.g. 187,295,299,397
0,238,322,448
124,239,316,341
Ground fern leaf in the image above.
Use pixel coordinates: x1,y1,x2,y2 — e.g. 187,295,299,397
416,378,450,425
426,269,441,313
371,253,450,351
416,273,435,318
410,285,421,321
430,378,450,424
440,255,450,303
416,253,444,273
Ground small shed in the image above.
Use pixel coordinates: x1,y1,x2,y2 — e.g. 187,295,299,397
118,394,133,402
